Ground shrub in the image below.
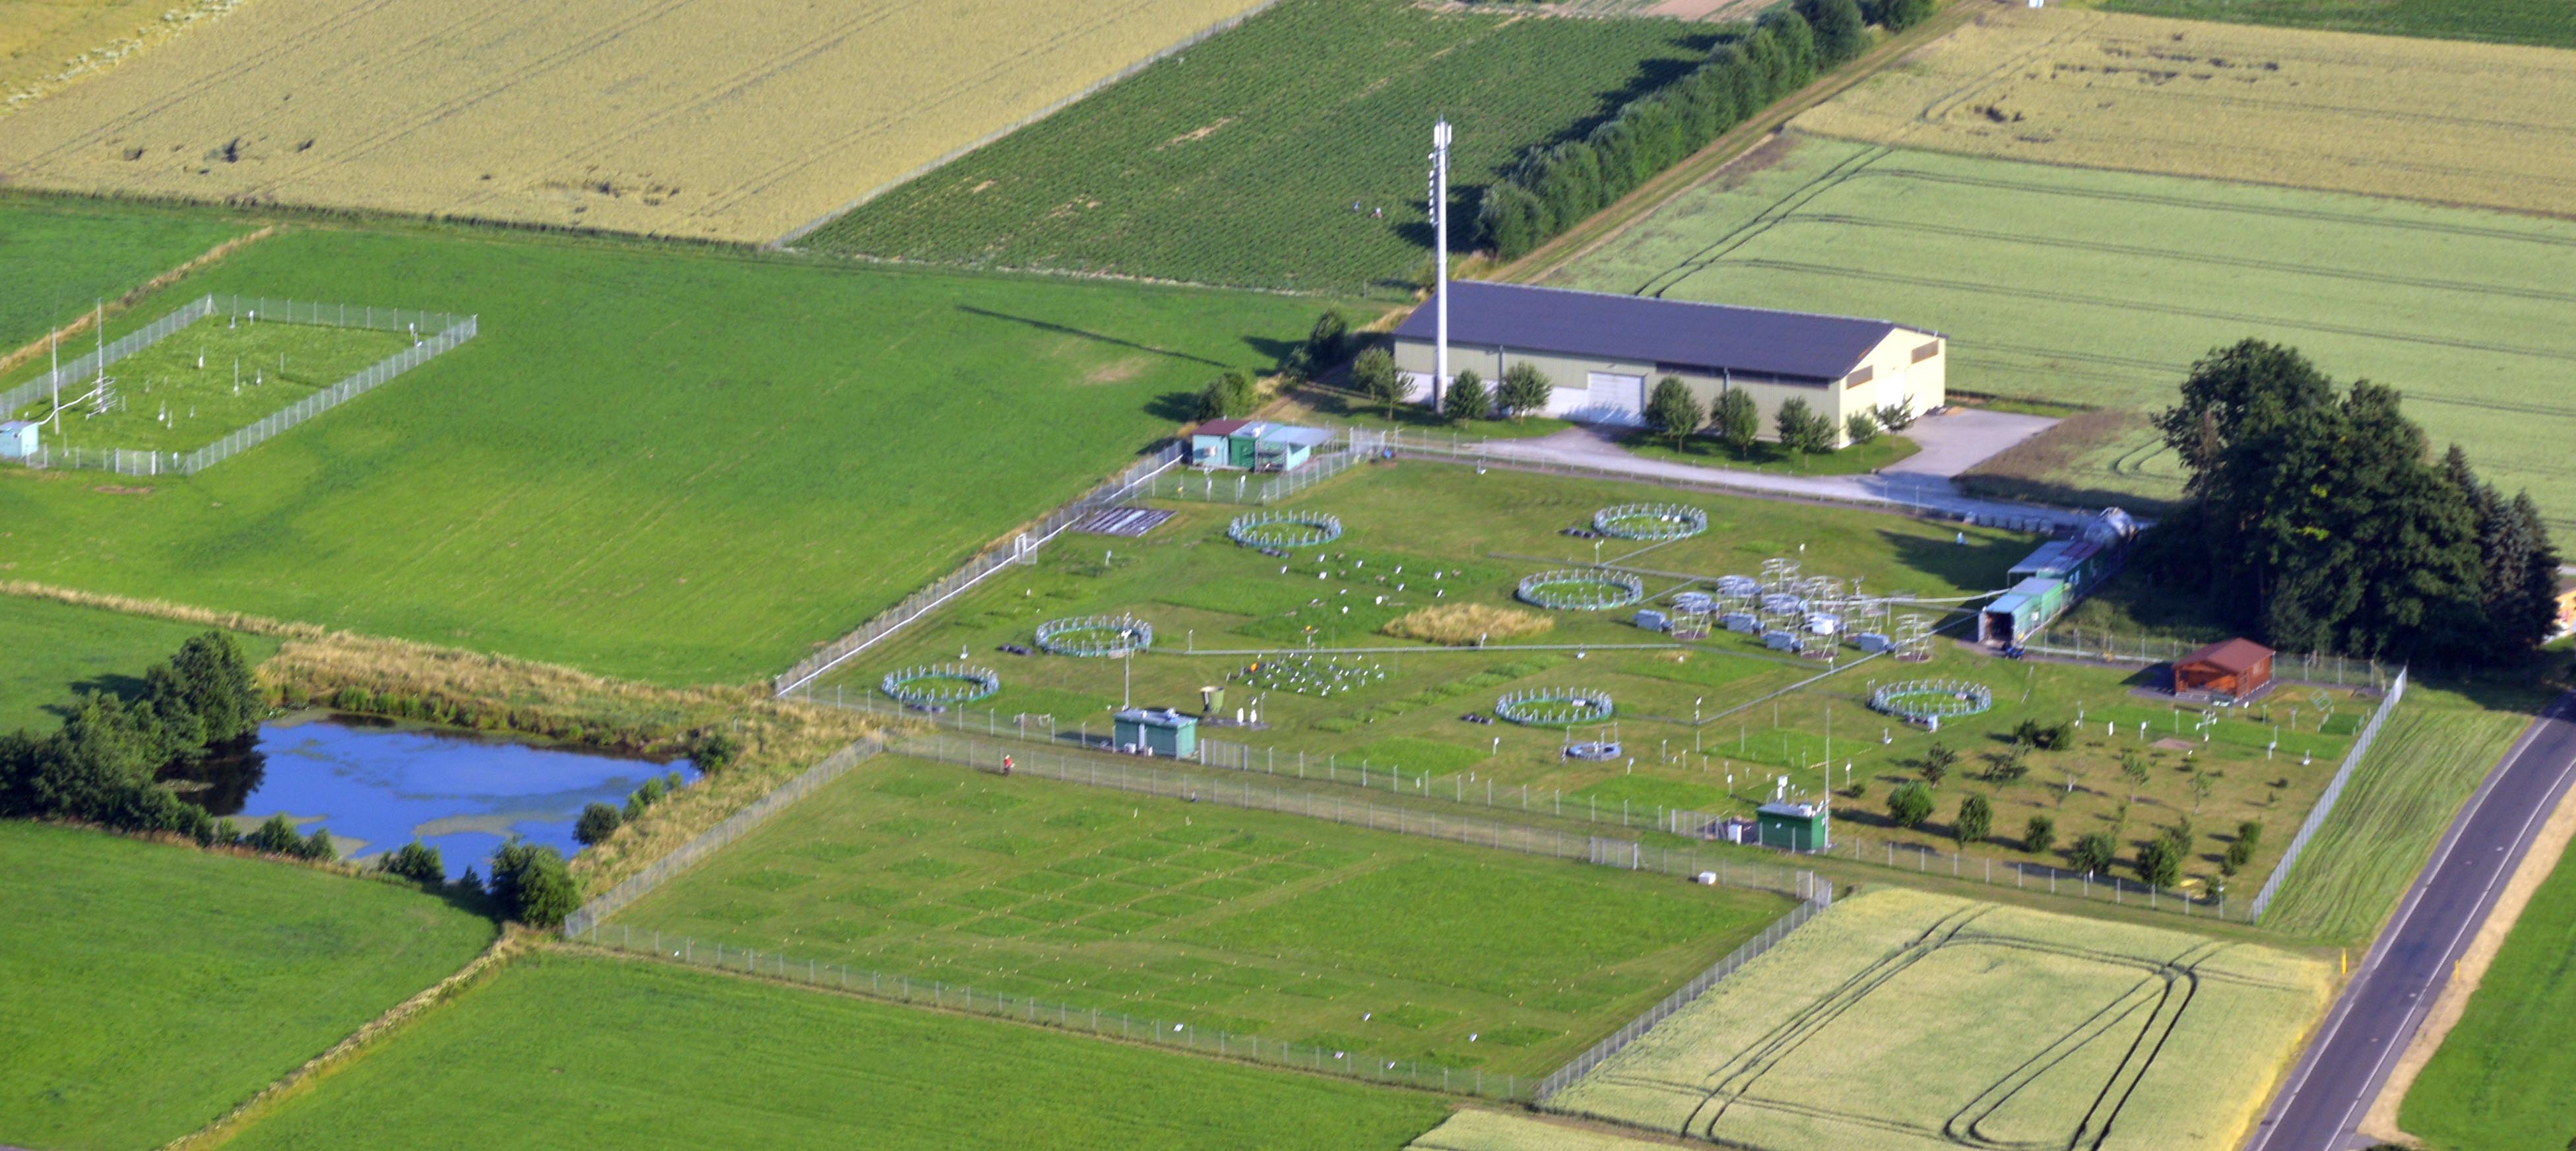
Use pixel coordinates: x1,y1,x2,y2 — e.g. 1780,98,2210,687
2237,819,2265,851
2135,835,2183,888
298,825,337,863
692,732,741,774
575,802,623,846
2025,814,2057,855
1799,0,1867,64
1846,409,1879,445
1299,310,1351,376
1919,742,1954,785
1446,368,1491,420
2222,836,2255,875
624,775,668,821
1647,376,1703,449
1776,397,1834,454
382,840,445,885
1873,396,1917,431
1498,362,1553,419
1886,781,1935,829
1195,369,1261,420
2069,831,2118,875
1954,793,1993,845
245,814,304,856
1712,389,1760,454
489,841,579,928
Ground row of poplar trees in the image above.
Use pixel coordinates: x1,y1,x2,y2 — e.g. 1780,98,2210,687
2142,341,2561,665
1477,0,1932,261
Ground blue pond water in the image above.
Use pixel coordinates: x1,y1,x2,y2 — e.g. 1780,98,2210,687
176,712,693,878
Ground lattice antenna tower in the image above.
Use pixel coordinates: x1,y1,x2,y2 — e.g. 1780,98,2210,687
1896,612,1935,662
1760,556,1799,592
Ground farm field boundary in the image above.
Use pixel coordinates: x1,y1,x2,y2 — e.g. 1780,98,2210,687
569,919,1531,1098
0,0,1286,244
1789,6,2576,221
562,737,881,937
0,218,271,374
2249,669,2408,921
1547,136,2576,525
2096,0,2576,51
1546,888,2331,1151
774,445,1186,695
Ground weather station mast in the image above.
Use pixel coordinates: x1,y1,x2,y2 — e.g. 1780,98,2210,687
1428,119,1452,414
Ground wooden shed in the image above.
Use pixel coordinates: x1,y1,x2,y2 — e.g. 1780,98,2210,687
2174,638,2274,700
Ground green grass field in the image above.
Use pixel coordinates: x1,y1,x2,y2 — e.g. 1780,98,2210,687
10,314,409,453
0,821,494,1151
0,198,248,350
1549,137,2576,525
1549,888,2331,1151
222,951,1448,1150
2257,684,2542,943
2094,0,2576,48
812,461,2367,898
0,595,282,732
2402,843,2576,1150
805,0,1713,294
610,754,1789,1076
0,220,1330,685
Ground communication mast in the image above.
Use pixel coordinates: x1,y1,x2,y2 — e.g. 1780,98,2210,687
1428,119,1452,414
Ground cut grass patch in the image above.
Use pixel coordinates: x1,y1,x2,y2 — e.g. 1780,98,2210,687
220,952,1450,1150
2402,841,2576,1150
0,593,280,732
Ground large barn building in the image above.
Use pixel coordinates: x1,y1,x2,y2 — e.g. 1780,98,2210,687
1390,282,1945,449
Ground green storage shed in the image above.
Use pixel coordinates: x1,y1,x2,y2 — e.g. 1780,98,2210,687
1757,801,1832,852
1113,708,1198,758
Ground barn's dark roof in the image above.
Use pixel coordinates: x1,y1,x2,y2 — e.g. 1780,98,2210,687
2181,638,2273,674
1392,282,1922,382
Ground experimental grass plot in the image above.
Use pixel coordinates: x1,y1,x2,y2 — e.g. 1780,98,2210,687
0,0,1279,243
1791,7,2576,220
6,299,421,455
0,821,495,1151
1550,135,2576,522
806,0,1714,292
220,952,1451,1151
1549,889,2331,1151
608,755,1791,1077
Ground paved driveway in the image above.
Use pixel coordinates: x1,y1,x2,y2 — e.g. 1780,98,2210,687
1884,408,2058,477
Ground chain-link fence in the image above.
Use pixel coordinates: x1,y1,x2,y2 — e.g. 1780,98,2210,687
1533,893,1828,1101
1143,428,1384,506
2024,626,2388,690
2249,667,2409,922
773,446,1183,696
899,729,1826,902
568,917,1531,1099
563,738,880,937
6,294,476,478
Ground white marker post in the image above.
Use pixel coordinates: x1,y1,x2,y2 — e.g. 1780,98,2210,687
1429,119,1452,414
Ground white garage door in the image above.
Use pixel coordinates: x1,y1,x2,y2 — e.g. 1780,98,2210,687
1586,372,1646,416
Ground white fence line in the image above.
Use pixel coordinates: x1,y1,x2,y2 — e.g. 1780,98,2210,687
2248,667,2410,922
772,445,1184,696
562,739,880,937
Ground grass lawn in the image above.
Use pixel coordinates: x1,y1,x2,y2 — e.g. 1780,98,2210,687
610,754,1791,1077
2094,0,2576,48
805,0,1716,294
1618,430,1919,477
0,594,281,733
0,198,249,350
1549,136,2576,526
11,313,410,453
2402,843,2576,1150
0,821,495,1151
0,219,1331,685
1549,888,2331,1151
222,951,1450,1150
2257,682,2543,944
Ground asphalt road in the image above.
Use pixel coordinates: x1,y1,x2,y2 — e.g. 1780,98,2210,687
2244,690,2576,1151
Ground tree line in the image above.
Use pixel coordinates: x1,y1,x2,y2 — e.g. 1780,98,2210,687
2140,340,2560,665
1478,0,1922,262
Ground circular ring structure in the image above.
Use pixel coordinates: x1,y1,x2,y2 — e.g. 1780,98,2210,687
882,663,1002,706
1495,688,1614,727
1228,511,1342,549
1594,503,1707,541
1516,570,1646,611
1869,678,1995,722
1035,613,1155,657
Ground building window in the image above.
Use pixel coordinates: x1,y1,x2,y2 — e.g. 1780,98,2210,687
1912,340,1941,363
1844,366,1875,387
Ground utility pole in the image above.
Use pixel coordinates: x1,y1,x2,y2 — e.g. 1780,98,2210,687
1429,119,1452,414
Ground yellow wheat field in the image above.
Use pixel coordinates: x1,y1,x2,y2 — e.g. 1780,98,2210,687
0,0,1272,243
1,0,242,112
1791,5,2576,218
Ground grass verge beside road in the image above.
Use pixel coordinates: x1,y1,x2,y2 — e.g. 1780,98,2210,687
0,822,495,1151
220,950,1450,1151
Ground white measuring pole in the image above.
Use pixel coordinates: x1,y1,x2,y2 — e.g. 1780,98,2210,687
1429,119,1451,414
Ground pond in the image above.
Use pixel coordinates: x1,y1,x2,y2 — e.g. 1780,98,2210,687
166,711,694,878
